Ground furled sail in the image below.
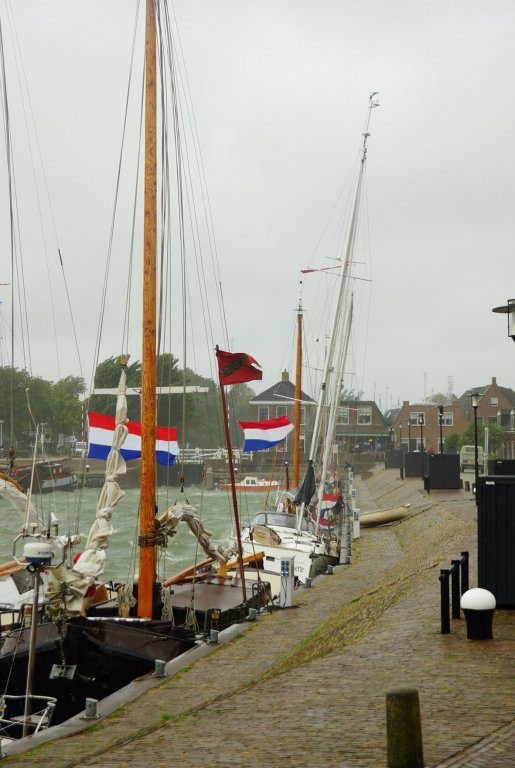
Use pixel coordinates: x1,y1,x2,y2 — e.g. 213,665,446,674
45,366,129,616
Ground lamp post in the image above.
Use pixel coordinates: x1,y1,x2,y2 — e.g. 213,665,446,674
407,418,412,452
492,298,515,341
471,392,480,496
399,423,403,451
438,405,444,454
0,419,3,449
418,414,424,453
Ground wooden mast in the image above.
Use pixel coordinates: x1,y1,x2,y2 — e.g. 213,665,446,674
292,285,303,489
138,0,157,618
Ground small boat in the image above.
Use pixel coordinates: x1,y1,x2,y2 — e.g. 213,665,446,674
12,460,78,494
217,476,284,492
360,504,412,527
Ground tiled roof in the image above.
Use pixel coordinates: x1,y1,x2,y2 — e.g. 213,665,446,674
458,384,515,411
251,379,316,404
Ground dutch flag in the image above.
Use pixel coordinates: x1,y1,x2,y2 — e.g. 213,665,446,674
239,415,294,452
87,412,179,466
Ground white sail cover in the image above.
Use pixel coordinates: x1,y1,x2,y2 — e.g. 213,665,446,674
0,474,45,532
46,368,129,615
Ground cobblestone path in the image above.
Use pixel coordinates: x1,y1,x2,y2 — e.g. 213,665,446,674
5,469,514,767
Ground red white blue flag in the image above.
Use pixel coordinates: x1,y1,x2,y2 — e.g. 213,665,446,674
318,492,341,529
238,415,293,452
87,412,179,466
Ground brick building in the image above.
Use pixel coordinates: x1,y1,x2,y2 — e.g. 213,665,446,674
249,371,316,457
458,376,515,459
391,401,468,454
334,400,389,456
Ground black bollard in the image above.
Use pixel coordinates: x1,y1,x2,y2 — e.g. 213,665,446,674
461,588,495,640
386,688,424,768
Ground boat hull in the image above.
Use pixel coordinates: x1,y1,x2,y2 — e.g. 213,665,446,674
0,618,195,727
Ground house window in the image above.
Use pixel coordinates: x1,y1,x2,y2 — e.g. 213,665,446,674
299,436,305,454
409,412,425,426
441,412,453,427
258,406,269,421
490,396,498,406
338,407,349,425
357,406,372,425
276,405,288,418
300,406,306,426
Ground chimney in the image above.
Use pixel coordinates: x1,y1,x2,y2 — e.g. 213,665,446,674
492,376,497,385
281,370,289,382
402,400,409,407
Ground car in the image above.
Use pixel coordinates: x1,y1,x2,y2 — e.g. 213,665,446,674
459,445,484,472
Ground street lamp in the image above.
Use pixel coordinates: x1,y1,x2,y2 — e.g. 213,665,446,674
0,419,3,448
438,405,444,454
399,423,403,451
470,392,480,496
407,418,412,452
418,414,424,453
492,298,515,342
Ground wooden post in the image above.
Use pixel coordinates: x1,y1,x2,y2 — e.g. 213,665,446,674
293,292,303,488
138,0,157,619
386,688,424,768
218,379,247,603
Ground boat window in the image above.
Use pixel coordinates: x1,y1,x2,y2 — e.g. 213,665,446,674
250,513,267,525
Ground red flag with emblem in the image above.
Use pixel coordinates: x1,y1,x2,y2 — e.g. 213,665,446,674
216,348,262,386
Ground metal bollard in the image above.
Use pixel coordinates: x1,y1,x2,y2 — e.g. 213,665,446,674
208,629,220,644
154,659,166,677
326,564,334,575
386,688,424,768
451,560,461,619
83,698,99,720
460,551,469,595
439,568,450,634
304,577,312,588
247,607,258,621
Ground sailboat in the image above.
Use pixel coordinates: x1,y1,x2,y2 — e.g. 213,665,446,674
0,1,268,743
237,94,379,584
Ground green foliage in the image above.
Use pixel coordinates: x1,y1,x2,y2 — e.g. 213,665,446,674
0,355,261,454
444,433,460,452
458,422,505,454
88,356,142,420
425,392,457,405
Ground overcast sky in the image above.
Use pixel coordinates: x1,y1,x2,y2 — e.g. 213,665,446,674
0,0,514,414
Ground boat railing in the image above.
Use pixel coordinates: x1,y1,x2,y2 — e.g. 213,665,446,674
178,448,254,464
0,694,57,740
0,600,50,634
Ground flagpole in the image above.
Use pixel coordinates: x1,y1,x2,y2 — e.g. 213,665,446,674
216,354,247,604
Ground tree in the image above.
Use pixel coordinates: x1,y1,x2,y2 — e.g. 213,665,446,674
51,376,86,439
458,422,505,456
444,433,460,452
424,392,457,405
88,356,142,420
0,366,58,453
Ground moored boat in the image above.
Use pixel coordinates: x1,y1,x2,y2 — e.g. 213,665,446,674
217,475,284,492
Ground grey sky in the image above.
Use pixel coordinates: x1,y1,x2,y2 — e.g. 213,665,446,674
1,0,514,414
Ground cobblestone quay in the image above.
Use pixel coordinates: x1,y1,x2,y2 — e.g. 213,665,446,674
5,467,514,767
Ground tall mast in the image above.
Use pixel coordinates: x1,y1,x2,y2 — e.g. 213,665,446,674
295,93,378,531
293,281,303,488
138,0,157,618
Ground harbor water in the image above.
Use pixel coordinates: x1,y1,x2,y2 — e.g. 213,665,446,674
0,484,270,582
